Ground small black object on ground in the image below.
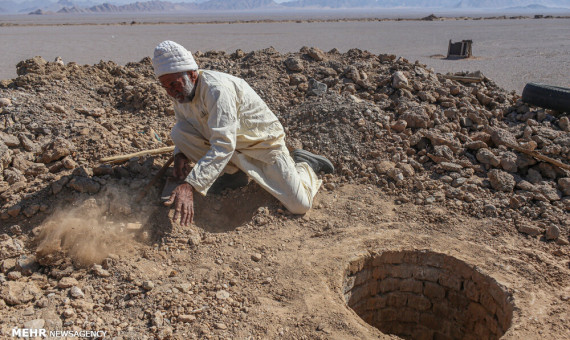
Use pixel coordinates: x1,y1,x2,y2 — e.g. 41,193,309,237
522,83,570,113
447,40,473,59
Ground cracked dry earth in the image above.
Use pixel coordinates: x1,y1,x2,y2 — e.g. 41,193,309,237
0,46,569,339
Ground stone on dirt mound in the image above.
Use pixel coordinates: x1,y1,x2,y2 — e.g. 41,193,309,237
16,56,47,76
488,169,515,192
1,281,42,305
307,47,327,61
38,138,75,164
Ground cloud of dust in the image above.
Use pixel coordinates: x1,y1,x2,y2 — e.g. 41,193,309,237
35,186,151,267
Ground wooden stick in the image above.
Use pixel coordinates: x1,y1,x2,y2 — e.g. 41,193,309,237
100,146,175,164
135,155,174,203
443,75,483,83
503,141,570,172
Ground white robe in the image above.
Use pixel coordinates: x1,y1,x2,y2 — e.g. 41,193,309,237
171,70,321,214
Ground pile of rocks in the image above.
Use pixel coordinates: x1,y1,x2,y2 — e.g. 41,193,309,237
2,45,567,241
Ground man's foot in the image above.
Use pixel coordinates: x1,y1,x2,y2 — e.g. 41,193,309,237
209,170,249,194
292,149,334,174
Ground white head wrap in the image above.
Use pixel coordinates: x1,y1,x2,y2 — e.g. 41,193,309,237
152,40,198,77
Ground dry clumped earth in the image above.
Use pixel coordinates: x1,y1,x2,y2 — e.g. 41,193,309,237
0,46,569,339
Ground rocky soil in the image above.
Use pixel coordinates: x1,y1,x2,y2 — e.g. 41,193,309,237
0,47,569,339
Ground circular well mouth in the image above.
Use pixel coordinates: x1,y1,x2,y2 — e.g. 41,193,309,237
344,250,514,340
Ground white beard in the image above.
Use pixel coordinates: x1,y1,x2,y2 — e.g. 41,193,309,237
178,73,195,103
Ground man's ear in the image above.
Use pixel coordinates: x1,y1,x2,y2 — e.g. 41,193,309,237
187,70,199,83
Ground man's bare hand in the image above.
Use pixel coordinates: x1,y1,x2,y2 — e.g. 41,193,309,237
164,182,194,226
173,153,191,181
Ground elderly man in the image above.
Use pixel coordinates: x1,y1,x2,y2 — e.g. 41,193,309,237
152,41,334,226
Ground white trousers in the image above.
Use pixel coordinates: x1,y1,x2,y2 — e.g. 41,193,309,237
172,122,322,214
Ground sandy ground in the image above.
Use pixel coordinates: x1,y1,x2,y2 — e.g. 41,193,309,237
168,182,570,339
5,181,569,339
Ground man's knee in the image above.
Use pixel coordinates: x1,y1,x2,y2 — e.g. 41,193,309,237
285,199,311,215
171,125,183,145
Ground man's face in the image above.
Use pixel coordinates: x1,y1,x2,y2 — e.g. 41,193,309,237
159,72,196,103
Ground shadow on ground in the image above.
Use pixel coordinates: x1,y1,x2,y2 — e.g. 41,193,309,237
193,182,277,233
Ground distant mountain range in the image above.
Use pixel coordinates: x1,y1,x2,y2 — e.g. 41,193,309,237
0,0,568,14
58,0,197,13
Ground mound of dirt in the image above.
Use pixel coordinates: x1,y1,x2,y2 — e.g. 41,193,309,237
0,47,568,339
